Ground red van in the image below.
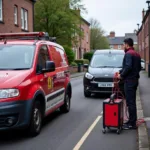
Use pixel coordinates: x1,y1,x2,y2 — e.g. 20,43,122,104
0,32,72,136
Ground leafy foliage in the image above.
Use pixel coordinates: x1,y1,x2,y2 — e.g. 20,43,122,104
70,62,77,66
63,45,75,65
83,52,94,62
89,18,109,50
34,0,86,46
74,59,89,65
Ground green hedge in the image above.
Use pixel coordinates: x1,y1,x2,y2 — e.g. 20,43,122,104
70,62,77,66
63,45,75,65
83,52,94,62
74,59,89,65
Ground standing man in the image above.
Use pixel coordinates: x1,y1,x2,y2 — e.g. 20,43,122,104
118,38,141,129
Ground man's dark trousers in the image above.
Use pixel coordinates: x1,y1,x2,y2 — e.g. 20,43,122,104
124,80,138,126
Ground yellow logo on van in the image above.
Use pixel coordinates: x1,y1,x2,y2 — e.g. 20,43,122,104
48,77,53,89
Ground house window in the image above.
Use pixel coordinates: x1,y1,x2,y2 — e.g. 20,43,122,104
118,45,121,49
0,0,2,21
81,28,84,39
14,5,18,25
86,32,88,43
110,45,113,49
21,8,28,30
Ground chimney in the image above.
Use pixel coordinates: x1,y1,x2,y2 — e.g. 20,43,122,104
110,31,115,38
142,9,145,19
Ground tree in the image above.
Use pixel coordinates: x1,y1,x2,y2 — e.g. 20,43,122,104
89,18,109,50
63,45,75,64
34,0,86,47
83,52,93,62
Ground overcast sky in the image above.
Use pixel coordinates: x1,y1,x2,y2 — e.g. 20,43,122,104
82,0,147,36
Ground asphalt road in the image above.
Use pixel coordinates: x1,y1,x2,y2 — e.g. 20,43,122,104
0,76,137,150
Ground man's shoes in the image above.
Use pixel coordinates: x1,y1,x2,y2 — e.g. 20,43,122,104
123,124,137,130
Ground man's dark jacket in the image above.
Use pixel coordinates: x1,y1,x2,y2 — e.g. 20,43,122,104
120,48,141,81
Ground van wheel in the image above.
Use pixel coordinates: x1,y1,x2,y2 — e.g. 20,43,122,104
28,100,42,137
60,90,70,113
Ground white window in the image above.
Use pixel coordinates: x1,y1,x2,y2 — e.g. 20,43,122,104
118,45,121,49
110,45,113,49
21,8,28,30
14,5,18,25
24,10,28,30
21,8,24,29
86,32,88,43
0,0,2,21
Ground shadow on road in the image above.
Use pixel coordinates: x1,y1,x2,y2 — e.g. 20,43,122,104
91,93,111,99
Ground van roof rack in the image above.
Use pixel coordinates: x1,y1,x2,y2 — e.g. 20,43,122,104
0,32,56,44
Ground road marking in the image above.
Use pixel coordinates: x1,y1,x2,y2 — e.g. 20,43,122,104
101,111,103,115
73,115,102,150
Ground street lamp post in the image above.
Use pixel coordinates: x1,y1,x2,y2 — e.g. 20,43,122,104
146,0,150,77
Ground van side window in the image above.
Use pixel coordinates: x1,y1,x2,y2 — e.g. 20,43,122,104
36,45,50,73
56,47,67,67
49,46,61,67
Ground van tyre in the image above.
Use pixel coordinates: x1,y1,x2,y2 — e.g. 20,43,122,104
28,100,42,137
60,90,70,113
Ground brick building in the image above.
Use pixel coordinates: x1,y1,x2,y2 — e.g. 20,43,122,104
72,10,90,59
107,31,137,50
0,0,36,33
137,8,149,72
77,17,90,59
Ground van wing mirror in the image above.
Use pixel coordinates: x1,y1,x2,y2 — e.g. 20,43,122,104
42,61,55,73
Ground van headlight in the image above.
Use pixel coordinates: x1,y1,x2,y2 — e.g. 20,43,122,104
0,89,19,99
85,73,94,80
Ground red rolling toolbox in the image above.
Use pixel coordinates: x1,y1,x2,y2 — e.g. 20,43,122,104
102,93,124,134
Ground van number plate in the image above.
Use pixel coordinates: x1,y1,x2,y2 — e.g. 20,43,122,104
98,83,114,87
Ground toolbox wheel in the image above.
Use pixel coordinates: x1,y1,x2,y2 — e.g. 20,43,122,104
117,129,121,134
102,129,106,134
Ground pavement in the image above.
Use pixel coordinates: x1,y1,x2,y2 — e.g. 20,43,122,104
138,71,150,150
0,74,137,150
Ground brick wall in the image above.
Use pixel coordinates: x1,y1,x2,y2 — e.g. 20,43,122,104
0,0,33,33
137,12,149,72
74,19,90,59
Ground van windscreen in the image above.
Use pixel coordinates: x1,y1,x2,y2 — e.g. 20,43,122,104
90,53,124,68
0,45,35,70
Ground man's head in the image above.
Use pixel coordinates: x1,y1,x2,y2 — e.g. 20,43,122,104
123,38,134,52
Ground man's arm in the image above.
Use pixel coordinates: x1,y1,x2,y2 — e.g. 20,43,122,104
120,53,132,78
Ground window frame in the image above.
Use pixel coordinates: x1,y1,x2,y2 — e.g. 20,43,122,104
86,32,88,43
14,5,18,25
21,8,28,31
0,0,3,21
36,45,51,74
24,9,28,30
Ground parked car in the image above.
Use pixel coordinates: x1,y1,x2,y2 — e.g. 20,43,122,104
0,32,72,137
83,49,125,97
141,59,145,70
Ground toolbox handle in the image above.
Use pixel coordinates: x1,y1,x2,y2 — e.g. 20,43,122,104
109,93,116,103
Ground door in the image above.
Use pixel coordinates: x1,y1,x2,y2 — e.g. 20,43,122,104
36,44,56,114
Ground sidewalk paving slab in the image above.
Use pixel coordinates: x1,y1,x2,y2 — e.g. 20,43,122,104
138,71,150,150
